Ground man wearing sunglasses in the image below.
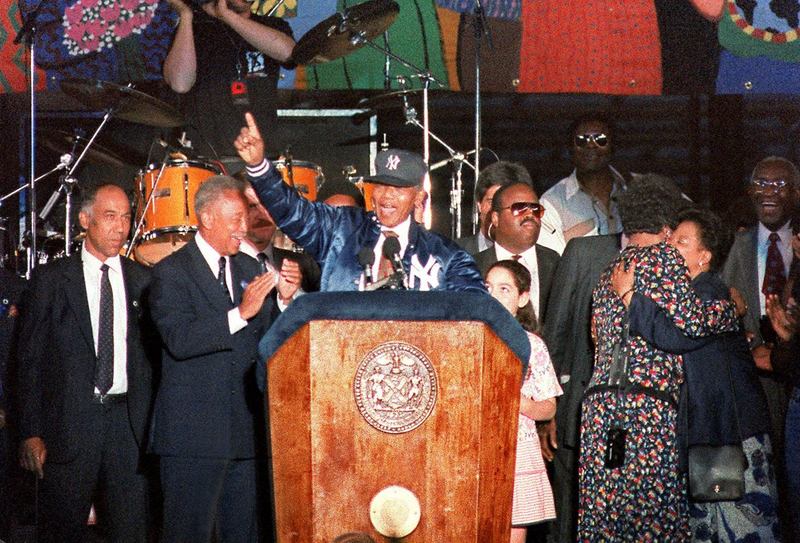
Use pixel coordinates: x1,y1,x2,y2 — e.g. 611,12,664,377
722,156,800,533
473,182,559,324
541,115,630,244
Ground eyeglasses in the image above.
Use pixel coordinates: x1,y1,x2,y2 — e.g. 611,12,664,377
501,201,545,218
574,133,609,148
751,178,790,191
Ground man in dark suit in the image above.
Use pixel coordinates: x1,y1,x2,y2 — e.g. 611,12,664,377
16,183,155,542
540,234,622,542
721,155,799,529
149,175,278,542
457,160,565,256
473,181,559,323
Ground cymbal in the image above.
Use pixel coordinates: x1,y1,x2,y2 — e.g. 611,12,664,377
39,129,129,168
292,0,399,65
60,78,185,128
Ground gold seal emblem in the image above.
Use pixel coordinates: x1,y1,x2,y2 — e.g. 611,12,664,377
354,341,437,434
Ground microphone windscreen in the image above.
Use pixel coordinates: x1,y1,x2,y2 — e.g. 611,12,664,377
382,236,401,259
358,247,375,267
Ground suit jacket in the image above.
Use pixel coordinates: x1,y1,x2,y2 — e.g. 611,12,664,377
16,254,155,463
148,240,274,459
721,228,763,344
249,165,485,293
455,233,481,256
473,243,560,323
541,234,621,449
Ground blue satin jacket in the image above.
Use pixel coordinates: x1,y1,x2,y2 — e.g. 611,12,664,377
248,162,486,293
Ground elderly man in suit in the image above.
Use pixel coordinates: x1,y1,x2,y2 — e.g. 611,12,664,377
473,181,559,323
722,155,799,529
16,183,156,542
149,175,278,542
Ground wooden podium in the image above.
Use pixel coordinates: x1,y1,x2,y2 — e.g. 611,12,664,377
262,292,527,542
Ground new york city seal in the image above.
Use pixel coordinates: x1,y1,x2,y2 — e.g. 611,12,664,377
354,341,438,434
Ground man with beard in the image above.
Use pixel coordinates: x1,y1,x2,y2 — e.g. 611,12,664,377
473,182,559,324
163,0,295,158
722,156,800,530
541,115,628,243
234,113,485,293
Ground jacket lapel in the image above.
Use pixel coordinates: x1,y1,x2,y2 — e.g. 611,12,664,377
63,254,95,353
186,239,234,312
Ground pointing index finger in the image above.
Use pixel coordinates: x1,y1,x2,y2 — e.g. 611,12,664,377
244,112,261,139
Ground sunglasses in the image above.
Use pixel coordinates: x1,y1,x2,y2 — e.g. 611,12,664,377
501,201,545,218
751,178,789,191
574,133,609,148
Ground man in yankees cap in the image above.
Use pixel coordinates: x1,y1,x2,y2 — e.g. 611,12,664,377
234,112,485,292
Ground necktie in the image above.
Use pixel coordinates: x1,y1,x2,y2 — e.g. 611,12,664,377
762,232,787,296
378,230,399,280
257,252,269,274
95,263,114,395
512,254,522,262
218,256,232,304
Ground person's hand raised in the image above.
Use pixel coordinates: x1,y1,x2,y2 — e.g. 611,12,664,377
234,112,266,166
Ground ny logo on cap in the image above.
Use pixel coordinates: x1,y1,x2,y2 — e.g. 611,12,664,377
385,154,401,170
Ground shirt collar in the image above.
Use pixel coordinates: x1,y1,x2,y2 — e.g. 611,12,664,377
195,232,225,274
380,215,412,248
238,240,259,259
758,221,792,246
81,242,122,274
564,165,627,201
494,242,537,262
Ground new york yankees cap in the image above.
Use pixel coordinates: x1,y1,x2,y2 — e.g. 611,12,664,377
364,149,428,187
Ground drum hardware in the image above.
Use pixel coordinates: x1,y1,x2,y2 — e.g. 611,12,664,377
291,0,400,65
39,128,133,168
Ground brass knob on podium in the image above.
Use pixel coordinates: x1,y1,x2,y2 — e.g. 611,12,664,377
369,486,421,538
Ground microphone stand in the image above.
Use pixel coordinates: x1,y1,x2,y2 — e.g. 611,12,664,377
15,2,43,276
471,0,491,235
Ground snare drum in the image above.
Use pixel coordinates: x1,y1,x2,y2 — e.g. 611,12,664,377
273,160,323,201
133,159,221,266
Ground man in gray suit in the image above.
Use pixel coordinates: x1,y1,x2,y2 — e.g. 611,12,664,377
473,181,559,323
722,156,799,526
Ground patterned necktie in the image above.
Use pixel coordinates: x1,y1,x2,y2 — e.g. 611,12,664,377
762,232,787,296
218,256,232,304
257,252,269,274
378,230,399,280
95,263,114,395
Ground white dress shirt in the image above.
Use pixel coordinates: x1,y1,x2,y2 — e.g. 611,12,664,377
372,215,412,280
493,242,541,319
82,244,128,395
195,233,249,334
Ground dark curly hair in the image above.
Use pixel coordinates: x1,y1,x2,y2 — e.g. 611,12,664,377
486,259,539,334
676,207,733,272
476,161,533,202
618,174,689,235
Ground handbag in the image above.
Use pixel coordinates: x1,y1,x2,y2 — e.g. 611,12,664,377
687,443,747,501
686,352,747,502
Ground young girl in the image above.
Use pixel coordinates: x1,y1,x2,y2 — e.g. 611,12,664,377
485,260,563,543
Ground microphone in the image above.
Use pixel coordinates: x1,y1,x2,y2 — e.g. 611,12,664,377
382,236,406,279
358,246,375,286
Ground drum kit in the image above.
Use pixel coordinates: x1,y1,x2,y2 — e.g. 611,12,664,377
4,0,485,274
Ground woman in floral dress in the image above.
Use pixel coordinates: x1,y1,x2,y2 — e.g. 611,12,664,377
578,175,740,541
